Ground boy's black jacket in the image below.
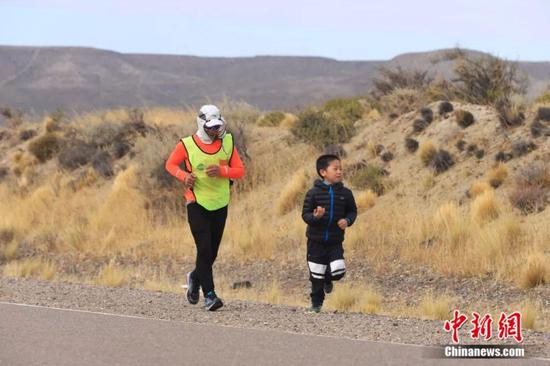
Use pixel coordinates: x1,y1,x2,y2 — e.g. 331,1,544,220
302,179,357,245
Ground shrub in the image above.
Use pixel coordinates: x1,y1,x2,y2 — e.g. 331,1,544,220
372,67,432,97
455,110,475,128
380,88,427,116
453,55,527,105
511,140,536,158
509,185,547,214
429,149,454,174
475,149,485,159
530,120,550,138
534,107,550,122
487,164,508,188
438,101,454,116
228,121,251,162
258,111,286,127
380,151,394,162
418,141,437,166
0,130,10,141
494,151,513,162
466,144,478,155
455,140,466,151
413,118,430,133
91,151,113,178
112,140,131,159
405,138,419,153
0,166,8,182
348,163,388,195
509,163,550,214
28,133,63,162
19,129,36,141
291,110,355,150
534,92,550,105
58,142,98,170
1,107,23,128
127,108,145,125
323,144,346,158
419,107,434,123
322,98,365,124
496,98,526,128
516,163,550,189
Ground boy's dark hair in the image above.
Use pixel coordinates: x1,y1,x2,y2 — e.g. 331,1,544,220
316,154,340,177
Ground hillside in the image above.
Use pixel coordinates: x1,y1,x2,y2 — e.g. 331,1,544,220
0,97,548,334
1,46,549,113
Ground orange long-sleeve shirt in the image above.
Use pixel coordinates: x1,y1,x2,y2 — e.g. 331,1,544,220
165,134,245,203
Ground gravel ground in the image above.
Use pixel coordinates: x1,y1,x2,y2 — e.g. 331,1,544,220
1,277,548,359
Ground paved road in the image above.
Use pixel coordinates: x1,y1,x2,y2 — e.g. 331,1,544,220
0,302,546,366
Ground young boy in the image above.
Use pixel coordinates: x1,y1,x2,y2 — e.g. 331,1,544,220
302,154,357,313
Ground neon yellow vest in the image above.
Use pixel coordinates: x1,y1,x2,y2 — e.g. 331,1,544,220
181,134,233,211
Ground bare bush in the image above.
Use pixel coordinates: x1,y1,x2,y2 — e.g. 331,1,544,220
453,55,527,105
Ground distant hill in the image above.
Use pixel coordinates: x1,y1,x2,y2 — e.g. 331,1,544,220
0,46,549,113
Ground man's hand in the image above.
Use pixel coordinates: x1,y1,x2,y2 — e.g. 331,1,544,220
185,173,197,187
206,165,221,177
313,206,325,219
337,219,348,230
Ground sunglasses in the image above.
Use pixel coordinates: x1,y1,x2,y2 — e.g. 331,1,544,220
204,124,221,130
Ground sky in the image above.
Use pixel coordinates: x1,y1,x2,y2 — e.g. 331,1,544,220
1,0,549,61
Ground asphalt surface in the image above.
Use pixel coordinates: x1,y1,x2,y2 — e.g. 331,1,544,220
0,302,547,366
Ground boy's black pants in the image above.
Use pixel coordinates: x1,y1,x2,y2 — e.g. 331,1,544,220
306,239,346,306
186,202,228,296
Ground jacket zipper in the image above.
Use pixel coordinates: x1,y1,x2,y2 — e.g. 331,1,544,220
324,186,334,241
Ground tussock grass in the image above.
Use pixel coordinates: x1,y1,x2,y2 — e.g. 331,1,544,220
95,260,130,287
469,181,492,198
471,190,500,224
487,164,508,188
276,170,307,215
1,241,18,261
519,301,540,330
325,283,382,314
518,255,548,289
356,190,376,211
417,293,452,320
3,259,56,280
418,141,437,166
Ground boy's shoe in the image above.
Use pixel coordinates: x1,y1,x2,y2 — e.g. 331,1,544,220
204,291,224,311
324,281,333,294
186,272,200,305
306,305,322,314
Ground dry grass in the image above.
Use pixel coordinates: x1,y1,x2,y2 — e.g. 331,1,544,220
487,164,508,188
276,170,307,215
355,190,376,211
3,259,56,280
94,260,130,287
279,113,298,128
1,105,548,326
417,293,452,320
471,190,500,224
418,140,437,166
469,181,492,198
142,272,183,293
518,255,548,289
367,141,379,158
519,301,539,330
1,240,18,261
325,283,382,314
